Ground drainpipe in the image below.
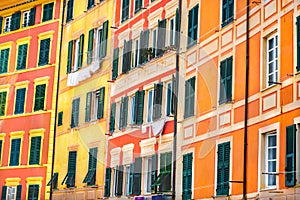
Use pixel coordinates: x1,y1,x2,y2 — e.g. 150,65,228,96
243,0,250,199
50,0,66,199
172,0,182,199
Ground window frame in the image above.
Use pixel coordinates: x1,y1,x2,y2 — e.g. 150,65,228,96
144,156,152,194
187,4,199,48
169,16,176,47
71,98,80,128
42,2,55,22
14,87,27,115
0,47,10,74
22,10,31,28
266,34,279,87
121,0,130,23
165,81,173,116
4,15,12,33
16,43,29,70
221,0,234,28
265,133,277,188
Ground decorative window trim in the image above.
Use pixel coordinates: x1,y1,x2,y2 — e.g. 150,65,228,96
26,177,43,200
122,143,134,165
110,147,121,167
147,7,163,29
5,178,21,186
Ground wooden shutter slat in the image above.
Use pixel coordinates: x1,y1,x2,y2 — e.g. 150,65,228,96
137,90,144,125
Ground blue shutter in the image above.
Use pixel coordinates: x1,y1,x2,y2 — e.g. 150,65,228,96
34,84,46,111
133,157,142,195
0,91,7,116
58,111,63,126
16,185,22,200
184,77,195,118
11,12,21,31
16,44,28,70
1,186,7,200
87,29,94,64
66,0,74,22
104,168,111,197
219,57,232,104
71,98,80,128
67,151,77,187
285,124,296,187
87,0,95,9
0,140,2,162
121,0,130,22
151,154,158,193
78,34,84,68
156,19,167,57
182,153,193,200
216,142,230,196
42,2,54,22
29,7,36,26
0,48,9,74
0,17,3,34
29,136,42,165
136,90,145,125
153,82,163,120
38,38,50,66
187,5,198,48
116,165,124,196
10,138,21,166
14,88,26,114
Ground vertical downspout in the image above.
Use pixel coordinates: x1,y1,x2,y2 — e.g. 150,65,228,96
172,0,182,199
50,0,66,199
243,0,250,199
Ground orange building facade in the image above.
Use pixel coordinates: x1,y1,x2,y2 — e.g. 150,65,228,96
0,0,62,199
177,0,300,199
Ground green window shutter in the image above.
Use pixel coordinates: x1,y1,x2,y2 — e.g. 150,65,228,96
0,91,7,116
0,140,2,162
119,97,124,130
222,0,234,27
184,77,195,118
104,168,111,197
153,82,163,120
28,185,39,200
11,11,21,31
112,47,119,80
87,0,95,9
97,87,105,119
16,44,28,70
122,40,132,73
78,34,84,68
100,20,108,58
133,157,142,195
159,152,172,192
122,0,130,22
29,136,42,165
38,38,50,66
134,0,142,13
47,172,58,189
156,19,166,57
42,2,54,22
285,124,296,187
109,102,116,133
182,153,193,200
85,92,92,122
129,163,134,195
16,185,22,200
2,186,7,200
88,148,97,170
187,5,198,48
0,48,10,74
0,17,3,34
139,29,149,65
116,165,124,196
87,29,94,64
219,57,232,104
151,154,158,193
216,142,230,196
58,111,63,126
71,98,80,128
29,7,36,26
14,88,26,114
67,151,77,187
123,96,129,128
175,8,179,48
297,16,300,71
66,0,74,22
10,138,21,166
136,90,145,125
67,40,73,73
34,84,46,111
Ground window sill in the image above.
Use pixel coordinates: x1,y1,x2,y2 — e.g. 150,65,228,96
259,186,277,192
260,83,280,94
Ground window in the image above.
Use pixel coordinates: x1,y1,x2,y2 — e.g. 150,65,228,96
104,168,112,197
130,96,136,125
297,16,300,72
219,57,232,104
221,0,234,27
114,165,124,196
71,98,80,128
139,30,150,65
121,0,130,22
109,103,116,133
285,124,296,187
38,38,50,66
112,48,119,80
57,111,63,126
83,147,97,186
184,77,195,118
47,172,58,190
169,17,176,46
0,140,3,164
87,0,95,10
134,90,144,125
14,88,26,114
134,0,143,13
85,89,105,122
132,157,142,195
16,43,28,70
132,38,140,68
29,136,42,165
22,10,30,27
4,16,12,33
156,19,166,57
119,96,128,130
121,40,132,74
0,48,10,74
42,2,54,22
158,152,172,192
266,34,278,87
28,185,39,200
0,91,7,116
265,133,277,188
182,153,193,200
66,34,84,73
216,142,230,196
144,157,152,194
151,28,158,58
6,186,16,200
34,84,46,111
66,0,74,22
166,81,173,116
147,89,154,123
153,83,163,121
1,185,22,200
9,138,21,166
96,21,108,59
125,164,134,195
187,5,198,48
62,151,77,188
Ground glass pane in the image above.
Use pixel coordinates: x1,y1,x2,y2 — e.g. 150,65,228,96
268,50,274,61
268,135,276,147
268,148,276,159
268,38,274,49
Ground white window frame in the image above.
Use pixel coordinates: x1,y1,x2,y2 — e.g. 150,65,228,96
113,167,118,196
132,38,140,68
4,16,12,33
266,34,278,87
6,186,17,200
165,81,173,116
73,38,80,71
89,91,99,121
169,17,176,46
22,10,30,28
265,133,277,188
147,89,154,123
144,156,152,194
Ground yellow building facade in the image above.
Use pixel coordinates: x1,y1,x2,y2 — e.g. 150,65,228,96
51,0,113,199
